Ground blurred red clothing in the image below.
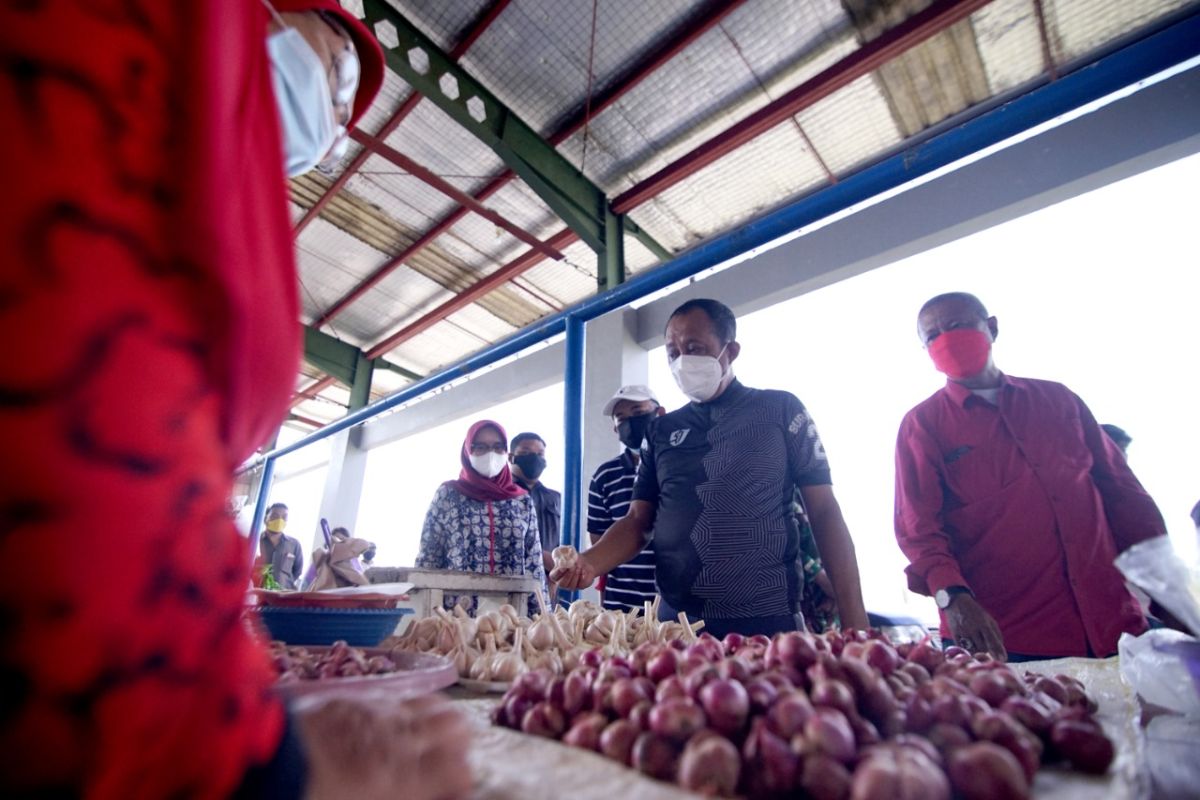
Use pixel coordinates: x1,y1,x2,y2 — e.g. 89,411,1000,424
0,2,298,795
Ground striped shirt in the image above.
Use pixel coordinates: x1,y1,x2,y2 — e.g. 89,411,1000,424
588,450,658,611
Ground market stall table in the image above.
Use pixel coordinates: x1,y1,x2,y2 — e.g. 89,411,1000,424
446,657,1147,800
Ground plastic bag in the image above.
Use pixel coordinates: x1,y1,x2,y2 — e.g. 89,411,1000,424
1118,629,1200,716
1114,535,1200,636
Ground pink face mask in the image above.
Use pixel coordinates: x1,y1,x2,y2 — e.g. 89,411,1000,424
928,328,991,379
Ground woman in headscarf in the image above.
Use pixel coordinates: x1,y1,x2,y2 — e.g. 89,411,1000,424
417,420,547,613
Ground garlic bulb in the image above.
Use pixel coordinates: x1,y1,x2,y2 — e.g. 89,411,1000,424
527,613,556,651
527,647,562,674
453,605,478,644
451,628,475,677
469,634,498,681
566,598,600,629
476,610,503,639
490,628,528,683
585,611,617,645
498,603,522,629
551,545,579,571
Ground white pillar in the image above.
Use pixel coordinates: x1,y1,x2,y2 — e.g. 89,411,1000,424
581,307,651,535
313,428,370,551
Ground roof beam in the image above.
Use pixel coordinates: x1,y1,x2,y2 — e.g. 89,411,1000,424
365,228,580,360
612,0,996,213
293,0,513,236
312,1,740,328
295,327,423,410
349,128,565,261
1032,0,1060,80
362,0,622,253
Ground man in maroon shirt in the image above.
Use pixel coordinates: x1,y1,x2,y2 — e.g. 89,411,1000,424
894,292,1166,661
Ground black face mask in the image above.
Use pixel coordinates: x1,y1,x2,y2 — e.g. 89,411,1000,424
513,453,547,481
617,412,655,451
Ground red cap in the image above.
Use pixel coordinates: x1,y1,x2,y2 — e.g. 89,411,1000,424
271,0,386,128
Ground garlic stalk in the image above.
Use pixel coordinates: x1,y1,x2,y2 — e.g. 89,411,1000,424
677,611,697,643
534,586,574,650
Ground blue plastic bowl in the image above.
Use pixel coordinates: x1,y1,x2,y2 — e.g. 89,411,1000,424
253,606,413,647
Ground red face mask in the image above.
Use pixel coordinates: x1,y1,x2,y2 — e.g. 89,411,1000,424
928,328,991,379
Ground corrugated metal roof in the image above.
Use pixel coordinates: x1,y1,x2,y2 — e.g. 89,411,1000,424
278,0,1196,432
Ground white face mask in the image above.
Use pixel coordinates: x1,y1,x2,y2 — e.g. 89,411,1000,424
670,345,730,403
266,26,339,177
469,451,507,479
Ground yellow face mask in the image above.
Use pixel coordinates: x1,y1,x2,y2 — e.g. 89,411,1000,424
265,518,287,533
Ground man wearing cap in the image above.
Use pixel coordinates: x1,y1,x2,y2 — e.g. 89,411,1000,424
0,4,469,798
556,299,869,638
588,386,666,612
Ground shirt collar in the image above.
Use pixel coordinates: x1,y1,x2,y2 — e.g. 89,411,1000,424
697,377,747,408
515,476,544,495
620,448,638,471
942,373,1011,408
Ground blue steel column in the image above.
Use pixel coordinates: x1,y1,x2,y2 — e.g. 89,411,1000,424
561,314,586,598
247,456,276,563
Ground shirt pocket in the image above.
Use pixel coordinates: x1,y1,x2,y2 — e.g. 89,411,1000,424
943,444,1009,505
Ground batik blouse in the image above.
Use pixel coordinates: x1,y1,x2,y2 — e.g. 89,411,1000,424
416,484,547,614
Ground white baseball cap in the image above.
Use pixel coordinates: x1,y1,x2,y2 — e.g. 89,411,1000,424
602,385,660,417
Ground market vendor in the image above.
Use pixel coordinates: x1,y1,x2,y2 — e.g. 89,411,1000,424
257,501,304,589
894,292,1169,661
554,299,869,638
0,2,472,798
417,420,547,614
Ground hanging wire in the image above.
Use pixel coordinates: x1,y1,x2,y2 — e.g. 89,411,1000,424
579,0,600,175
295,264,346,343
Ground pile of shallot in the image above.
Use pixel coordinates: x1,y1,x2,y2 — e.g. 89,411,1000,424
272,640,400,682
492,629,1116,799
388,591,704,681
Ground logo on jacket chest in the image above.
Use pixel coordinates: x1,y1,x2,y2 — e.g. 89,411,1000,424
668,428,690,447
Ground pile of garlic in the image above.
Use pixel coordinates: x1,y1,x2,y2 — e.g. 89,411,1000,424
388,591,704,682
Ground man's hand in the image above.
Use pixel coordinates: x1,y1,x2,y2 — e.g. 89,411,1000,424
550,551,598,590
812,570,839,619
945,594,1007,661
296,693,473,800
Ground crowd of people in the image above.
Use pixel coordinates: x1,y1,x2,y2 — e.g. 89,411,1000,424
2,2,1190,797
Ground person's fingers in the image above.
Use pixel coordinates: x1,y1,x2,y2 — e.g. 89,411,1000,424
552,564,587,588
982,617,1007,662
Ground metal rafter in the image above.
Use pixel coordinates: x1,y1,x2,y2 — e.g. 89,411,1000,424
1032,0,1060,80
293,0,513,236
612,0,996,213
353,0,1001,368
310,0,739,331
348,128,565,261
362,0,612,251
292,0,994,408
365,228,580,360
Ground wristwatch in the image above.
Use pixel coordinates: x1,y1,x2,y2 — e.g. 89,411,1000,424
935,585,972,609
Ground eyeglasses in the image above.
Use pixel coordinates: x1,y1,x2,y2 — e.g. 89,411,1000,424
469,443,508,456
